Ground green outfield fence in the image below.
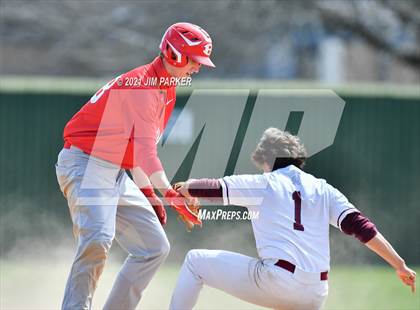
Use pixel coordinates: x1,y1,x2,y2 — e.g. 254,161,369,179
0,76,419,263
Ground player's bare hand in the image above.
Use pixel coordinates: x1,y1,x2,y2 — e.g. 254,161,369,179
173,179,196,198
396,264,416,293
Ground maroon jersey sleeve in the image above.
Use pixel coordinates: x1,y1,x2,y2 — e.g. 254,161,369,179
187,178,223,203
340,212,378,243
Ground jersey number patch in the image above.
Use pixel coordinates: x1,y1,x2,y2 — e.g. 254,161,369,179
292,191,304,231
90,75,121,104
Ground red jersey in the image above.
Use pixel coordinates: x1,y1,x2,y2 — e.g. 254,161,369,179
63,57,176,174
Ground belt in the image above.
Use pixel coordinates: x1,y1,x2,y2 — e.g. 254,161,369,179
275,259,328,281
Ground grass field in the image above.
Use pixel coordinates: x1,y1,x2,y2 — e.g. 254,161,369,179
1,259,418,309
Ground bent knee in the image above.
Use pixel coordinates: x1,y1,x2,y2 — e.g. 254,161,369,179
185,249,208,264
77,237,113,263
158,237,170,259
182,249,210,276
139,235,170,261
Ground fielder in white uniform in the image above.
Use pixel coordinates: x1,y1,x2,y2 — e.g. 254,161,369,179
170,127,416,309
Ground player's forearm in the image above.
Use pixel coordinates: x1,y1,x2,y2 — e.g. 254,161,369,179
365,232,405,270
181,178,223,203
131,167,152,188
187,178,222,198
134,137,164,176
149,170,172,195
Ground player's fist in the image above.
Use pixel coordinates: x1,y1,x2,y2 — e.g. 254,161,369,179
396,264,416,293
140,185,167,226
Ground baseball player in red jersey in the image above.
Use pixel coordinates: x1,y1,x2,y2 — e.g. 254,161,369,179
55,22,214,309
170,128,416,309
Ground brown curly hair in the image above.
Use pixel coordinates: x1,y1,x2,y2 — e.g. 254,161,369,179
251,128,307,170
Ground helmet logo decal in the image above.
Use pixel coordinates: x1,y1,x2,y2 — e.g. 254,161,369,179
203,43,212,56
177,30,203,46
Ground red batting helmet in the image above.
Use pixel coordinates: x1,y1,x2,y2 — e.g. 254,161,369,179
159,22,215,68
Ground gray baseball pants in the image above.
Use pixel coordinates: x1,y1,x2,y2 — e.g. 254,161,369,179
55,146,170,310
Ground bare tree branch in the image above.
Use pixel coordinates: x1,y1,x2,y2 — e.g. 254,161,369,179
316,2,420,69
381,0,420,25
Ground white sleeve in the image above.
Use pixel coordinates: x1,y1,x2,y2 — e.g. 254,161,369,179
327,184,359,229
218,174,268,207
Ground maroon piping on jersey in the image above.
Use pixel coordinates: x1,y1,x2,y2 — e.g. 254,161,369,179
225,179,230,205
340,212,378,243
337,207,356,227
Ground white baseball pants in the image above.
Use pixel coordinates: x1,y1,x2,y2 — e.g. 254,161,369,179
56,146,170,310
169,250,328,310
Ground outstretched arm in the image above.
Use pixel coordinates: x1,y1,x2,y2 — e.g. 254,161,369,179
340,212,416,293
365,232,416,293
175,178,222,202
178,175,267,207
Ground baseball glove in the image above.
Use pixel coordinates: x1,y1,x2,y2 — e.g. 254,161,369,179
173,182,202,232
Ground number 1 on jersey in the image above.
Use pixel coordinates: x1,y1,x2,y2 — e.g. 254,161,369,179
292,191,304,231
